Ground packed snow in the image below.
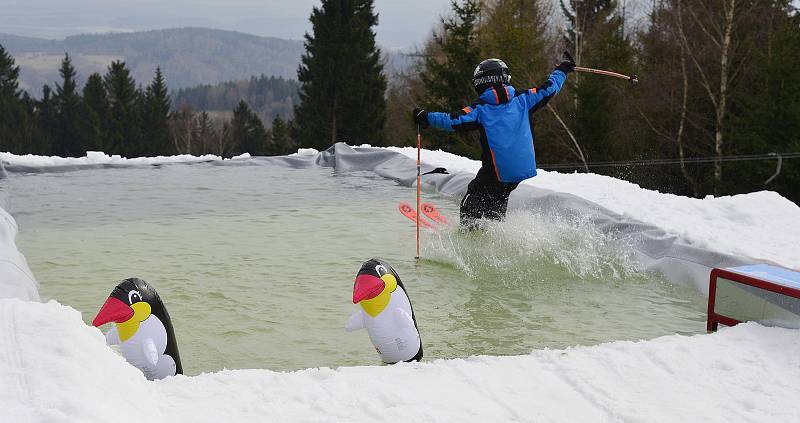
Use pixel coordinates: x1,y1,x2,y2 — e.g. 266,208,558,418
1,148,799,422
2,299,799,423
0,151,251,167
388,146,800,270
0,208,38,301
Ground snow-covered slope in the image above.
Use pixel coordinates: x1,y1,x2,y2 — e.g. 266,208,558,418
388,147,800,270
2,299,799,423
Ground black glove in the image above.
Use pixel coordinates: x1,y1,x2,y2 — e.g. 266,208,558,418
556,51,576,74
412,107,429,129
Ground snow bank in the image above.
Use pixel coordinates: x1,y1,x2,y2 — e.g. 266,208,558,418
292,148,320,157
0,151,251,168
0,164,38,301
387,147,800,270
2,299,799,423
0,208,38,301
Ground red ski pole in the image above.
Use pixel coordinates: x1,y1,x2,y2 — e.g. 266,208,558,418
415,124,421,260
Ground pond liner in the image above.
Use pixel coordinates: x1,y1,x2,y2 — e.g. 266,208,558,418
0,144,761,299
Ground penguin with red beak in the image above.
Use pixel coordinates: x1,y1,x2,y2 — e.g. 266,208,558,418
92,278,182,379
345,259,422,364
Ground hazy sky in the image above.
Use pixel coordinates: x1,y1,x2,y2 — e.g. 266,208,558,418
0,0,455,49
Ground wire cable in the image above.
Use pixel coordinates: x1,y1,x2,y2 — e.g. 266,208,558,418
539,152,800,170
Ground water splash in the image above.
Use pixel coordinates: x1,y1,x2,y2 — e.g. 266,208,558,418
425,210,642,284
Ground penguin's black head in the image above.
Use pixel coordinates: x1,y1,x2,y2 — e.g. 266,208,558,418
357,258,402,282
110,278,159,307
352,258,406,318
92,278,161,328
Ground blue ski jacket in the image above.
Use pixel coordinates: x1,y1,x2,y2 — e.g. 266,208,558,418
426,69,567,183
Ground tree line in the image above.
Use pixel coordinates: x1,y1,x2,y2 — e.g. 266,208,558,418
0,47,296,158
381,0,800,203
173,75,299,125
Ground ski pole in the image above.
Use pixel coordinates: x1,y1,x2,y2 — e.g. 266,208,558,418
559,51,638,85
574,66,639,84
415,124,421,260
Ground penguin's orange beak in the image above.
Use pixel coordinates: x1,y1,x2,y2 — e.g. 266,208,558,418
92,297,134,326
353,274,385,304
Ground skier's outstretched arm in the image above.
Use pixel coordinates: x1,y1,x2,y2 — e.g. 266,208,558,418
413,106,481,133
522,58,575,113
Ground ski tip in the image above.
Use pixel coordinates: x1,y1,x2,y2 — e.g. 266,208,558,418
398,201,435,228
420,202,449,225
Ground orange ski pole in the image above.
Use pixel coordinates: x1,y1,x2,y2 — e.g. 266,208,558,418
415,125,421,260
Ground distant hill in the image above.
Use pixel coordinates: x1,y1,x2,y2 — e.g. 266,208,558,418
173,75,300,125
0,28,305,97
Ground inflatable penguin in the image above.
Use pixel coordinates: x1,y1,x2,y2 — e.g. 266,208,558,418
345,259,422,364
92,278,182,380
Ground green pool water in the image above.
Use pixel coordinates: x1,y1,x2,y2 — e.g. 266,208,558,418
7,162,708,374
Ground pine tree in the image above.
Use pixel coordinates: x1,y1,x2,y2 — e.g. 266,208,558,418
231,100,268,155
34,85,56,155
0,44,32,153
103,60,142,156
418,0,483,157
142,67,173,155
82,73,110,152
267,115,292,155
0,45,20,100
53,54,85,157
195,111,216,154
481,0,551,86
293,0,387,149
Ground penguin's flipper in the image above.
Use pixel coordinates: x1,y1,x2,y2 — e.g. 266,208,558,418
393,308,415,329
345,310,366,332
105,326,121,345
142,338,159,368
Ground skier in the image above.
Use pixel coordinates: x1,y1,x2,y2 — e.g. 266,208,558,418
413,54,575,228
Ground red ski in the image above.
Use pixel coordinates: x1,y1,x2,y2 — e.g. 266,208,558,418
398,202,435,228
421,203,449,225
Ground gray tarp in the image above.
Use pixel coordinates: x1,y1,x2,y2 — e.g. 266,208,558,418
0,143,760,301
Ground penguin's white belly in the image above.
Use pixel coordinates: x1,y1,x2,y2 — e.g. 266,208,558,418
364,292,420,363
118,315,176,380
366,315,420,363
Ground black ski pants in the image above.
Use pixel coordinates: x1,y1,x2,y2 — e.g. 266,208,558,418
459,168,519,229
